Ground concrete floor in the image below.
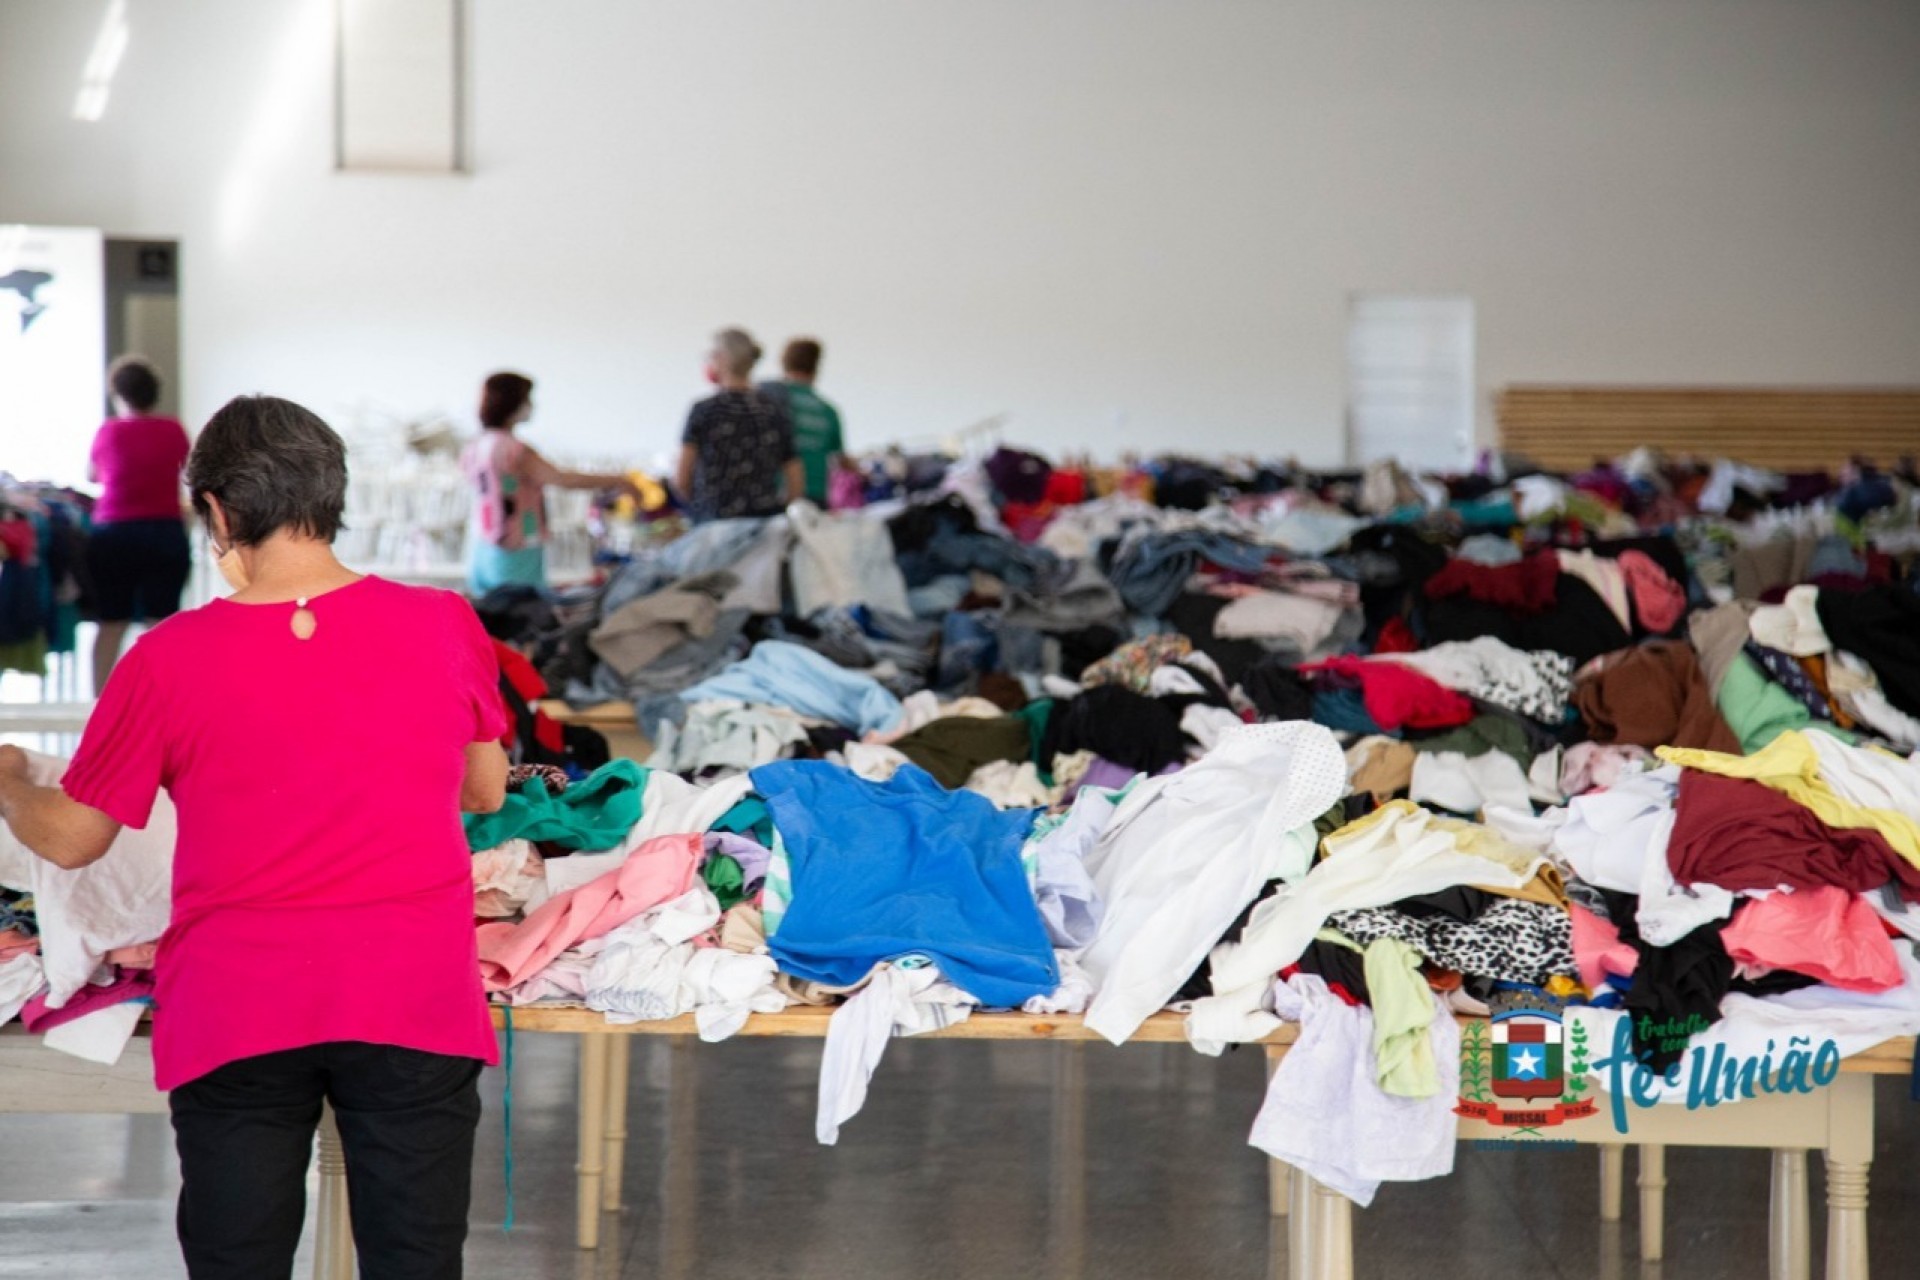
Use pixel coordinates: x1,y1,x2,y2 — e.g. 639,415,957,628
0,1031,1917,1278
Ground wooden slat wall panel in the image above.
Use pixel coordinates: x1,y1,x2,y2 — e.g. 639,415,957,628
1497,386,1920,471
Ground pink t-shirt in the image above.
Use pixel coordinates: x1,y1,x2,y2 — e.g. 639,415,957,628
61,576,508,1090
90,416,192,524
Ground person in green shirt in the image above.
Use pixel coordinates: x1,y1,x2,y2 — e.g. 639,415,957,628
759,337,847,506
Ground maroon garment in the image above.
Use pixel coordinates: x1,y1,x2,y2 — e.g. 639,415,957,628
1421,550,1559,614
1667,770,1920,900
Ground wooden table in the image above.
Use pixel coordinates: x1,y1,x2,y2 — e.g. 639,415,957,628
489,1005,1915,1280
539,699,651,764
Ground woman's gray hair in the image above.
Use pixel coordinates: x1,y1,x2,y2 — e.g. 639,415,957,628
186,395,348,545
711,328,762,378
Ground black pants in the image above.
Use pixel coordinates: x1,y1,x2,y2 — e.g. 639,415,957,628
169,1042,482,1280
87,518,190,622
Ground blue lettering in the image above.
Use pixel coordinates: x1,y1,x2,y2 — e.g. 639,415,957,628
1592,1019,1639,1133
1812,1040,1841,1088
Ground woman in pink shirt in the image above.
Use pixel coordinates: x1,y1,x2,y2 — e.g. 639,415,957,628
87,355,193,694
0,395,510,1280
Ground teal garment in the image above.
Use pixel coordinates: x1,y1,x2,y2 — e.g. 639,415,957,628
1358,934,1441,1098
1717,652,1856,755
463,759,648,852
710,796,773,846
1449,499,1519,526
780,382,845,505
468,540,548,596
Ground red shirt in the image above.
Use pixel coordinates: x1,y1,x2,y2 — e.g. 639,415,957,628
90,416,191,524
61,577,508,1089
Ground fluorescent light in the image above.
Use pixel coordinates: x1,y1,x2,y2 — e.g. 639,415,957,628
72,0,129,123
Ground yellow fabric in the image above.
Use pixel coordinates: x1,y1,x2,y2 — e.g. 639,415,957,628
1657,732,1920,869
1319,800,1548,886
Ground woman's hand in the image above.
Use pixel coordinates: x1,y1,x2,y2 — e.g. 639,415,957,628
0,745,27,783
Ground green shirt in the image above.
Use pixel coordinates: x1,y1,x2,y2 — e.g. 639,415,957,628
766,380,844,505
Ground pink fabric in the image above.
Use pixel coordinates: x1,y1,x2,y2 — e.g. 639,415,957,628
21,970,154,1033
1559,742,1654,796
1721,886,1903,993
1618,550,1687,633
475,834,701,993
91,416,191,523
1301,656,1476,731
60,577,509,1090
1568,901,1638,993
0,928,38,962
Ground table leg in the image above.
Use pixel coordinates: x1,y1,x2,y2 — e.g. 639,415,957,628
1047,1042,1087,1280
1824,1074,1873,1280
314,1104,353,1280
1287,1164,1313,1278
1769,1148,1810,1280
576,1035,609,1251
1308,1176,1353,1280
1265,1046,1289,1218
1598,1144,1624,1222
602,1037,631,1214
1638,1143,1666,1262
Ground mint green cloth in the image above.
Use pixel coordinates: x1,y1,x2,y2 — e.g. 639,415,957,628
1716,652,1855,755
463,759,648,852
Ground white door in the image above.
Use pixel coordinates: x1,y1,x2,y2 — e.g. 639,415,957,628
1346,294,1475,472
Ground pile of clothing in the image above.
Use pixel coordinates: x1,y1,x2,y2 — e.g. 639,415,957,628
13,442,1920,1202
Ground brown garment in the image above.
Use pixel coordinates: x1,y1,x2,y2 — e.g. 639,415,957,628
976,672,1031,711
1347,738,1416,803
1573,640,1740,754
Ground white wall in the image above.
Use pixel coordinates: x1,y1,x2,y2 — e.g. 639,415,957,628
3,0,1917,471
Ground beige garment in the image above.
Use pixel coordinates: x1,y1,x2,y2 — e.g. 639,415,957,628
588,571,734,677
1688,600,1759,695
1345,736,1415,803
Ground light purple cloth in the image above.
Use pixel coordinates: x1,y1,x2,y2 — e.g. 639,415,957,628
1068,756,1181,800
704,832,773,888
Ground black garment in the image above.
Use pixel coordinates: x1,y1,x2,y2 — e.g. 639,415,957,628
1815,586,1920,719
1391,885,1496,923
1294,939,1374,1005
1038,685,1190,775
87,518,189,623
1166,592,1270,687
886,494,979,555
1054,624,1124,678
1422,574,1631,667
1240,656,1315,722
170,1042,482,1280
681,389,795,521
473,585,555,644
1621,921,1733,1072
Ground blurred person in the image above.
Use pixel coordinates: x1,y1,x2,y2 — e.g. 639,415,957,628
0,394,510,1278
87,355,191,693
462,371,639,595
674,329,800,521
758,337,847,507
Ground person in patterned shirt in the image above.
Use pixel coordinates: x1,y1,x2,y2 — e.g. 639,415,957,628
674,328,800,521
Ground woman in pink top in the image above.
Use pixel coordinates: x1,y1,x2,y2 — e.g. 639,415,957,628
461,371,639,596
87,355,193,694
0,395,511,1280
